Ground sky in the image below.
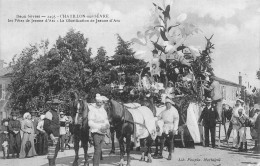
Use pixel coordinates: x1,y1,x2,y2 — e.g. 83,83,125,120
0,0,260,89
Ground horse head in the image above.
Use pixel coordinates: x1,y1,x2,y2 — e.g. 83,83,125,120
69,90,89,128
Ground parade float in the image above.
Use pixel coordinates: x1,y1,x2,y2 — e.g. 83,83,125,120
107,0,216,146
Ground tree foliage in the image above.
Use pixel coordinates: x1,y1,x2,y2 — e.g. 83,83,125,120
257,69,260,80
8,30,147,114
8,29,93,114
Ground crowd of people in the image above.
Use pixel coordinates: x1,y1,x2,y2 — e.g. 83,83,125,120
0,102,72,160
0,78,259,166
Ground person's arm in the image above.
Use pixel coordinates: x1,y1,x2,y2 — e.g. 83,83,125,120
198,109,205,123
37,121,45,132
8,121,15,134
215,107,219,121
20,121,30,133
173,110,179,132
203,82,214,91
102,110,110,128
31,121,35,134
43,119,53,135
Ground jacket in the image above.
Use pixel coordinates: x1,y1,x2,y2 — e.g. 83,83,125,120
199,105,219,127
43,109,60,137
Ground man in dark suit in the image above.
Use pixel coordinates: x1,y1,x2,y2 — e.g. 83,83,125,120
43,99,62,166
198,97,219,148
253,108,260,154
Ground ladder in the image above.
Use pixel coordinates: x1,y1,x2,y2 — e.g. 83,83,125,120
215,121,227,147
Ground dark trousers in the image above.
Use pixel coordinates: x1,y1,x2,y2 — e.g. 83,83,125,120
226,122,233,139
159,131,174,154
92,133,104,166
60,135,65,151
204,126,216,147
47,137,60,160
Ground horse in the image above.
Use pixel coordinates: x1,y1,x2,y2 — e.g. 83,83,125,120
69,91,90,166
106,99,156,166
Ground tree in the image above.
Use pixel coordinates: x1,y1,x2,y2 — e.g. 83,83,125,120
257,69,260,80
8,29,93,114
113,34,147,76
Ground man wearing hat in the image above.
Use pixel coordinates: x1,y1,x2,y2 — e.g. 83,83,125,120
59,111,68,152
88,94,110,166
8,110,21,158
230,99,246,148
253,108,260,154
43,99,62,166
203,76,223,122
248,104,260,153
1,118,9,159
154,97,179,160
236,108,249,152
198,97,219,148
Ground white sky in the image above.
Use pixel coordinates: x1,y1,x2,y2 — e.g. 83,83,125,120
0,0,260,89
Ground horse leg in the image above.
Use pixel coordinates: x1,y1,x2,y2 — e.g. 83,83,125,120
100,150,103,160
153,137,159,157
139,138,145,161
126,134,132,166
82,130,89,166
73,126,80,166
181,128,186,148
167,132,174,160
118,136,125,166
146,137,153,163
110,127,116,154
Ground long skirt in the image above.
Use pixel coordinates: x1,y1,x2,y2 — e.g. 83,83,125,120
19,133,37,158
8,133,21,155
36,132,48,155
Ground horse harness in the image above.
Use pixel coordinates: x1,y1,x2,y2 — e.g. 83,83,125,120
120,103,151,136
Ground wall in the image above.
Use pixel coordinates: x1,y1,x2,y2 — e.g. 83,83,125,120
220,83,241,107
0,76,11,121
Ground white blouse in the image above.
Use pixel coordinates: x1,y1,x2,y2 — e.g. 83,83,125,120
88,104,110,134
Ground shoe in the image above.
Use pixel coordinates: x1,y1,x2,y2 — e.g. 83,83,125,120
152,151,158,157
167,154,172,160
238,143,243,152
253,150,260,154
250,146,257,151
222,138,228,142
243,142,247,152
153,154,163,159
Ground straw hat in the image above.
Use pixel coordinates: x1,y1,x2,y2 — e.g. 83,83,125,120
165,98,175,105
236,99,244,103
205,97,212,103
95,94,109,101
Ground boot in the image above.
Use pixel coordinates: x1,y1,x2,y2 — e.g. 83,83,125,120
3,148,6,159
48,159,55,166
153,153,163,159
167,153,172,160
250,140,257,150
100,151,103,160
153,141,164,159
243,142,247,152
153,149,158,157
238,142,243,152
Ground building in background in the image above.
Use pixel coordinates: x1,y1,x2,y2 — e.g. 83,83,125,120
214,75,244,107
0,60,12,121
